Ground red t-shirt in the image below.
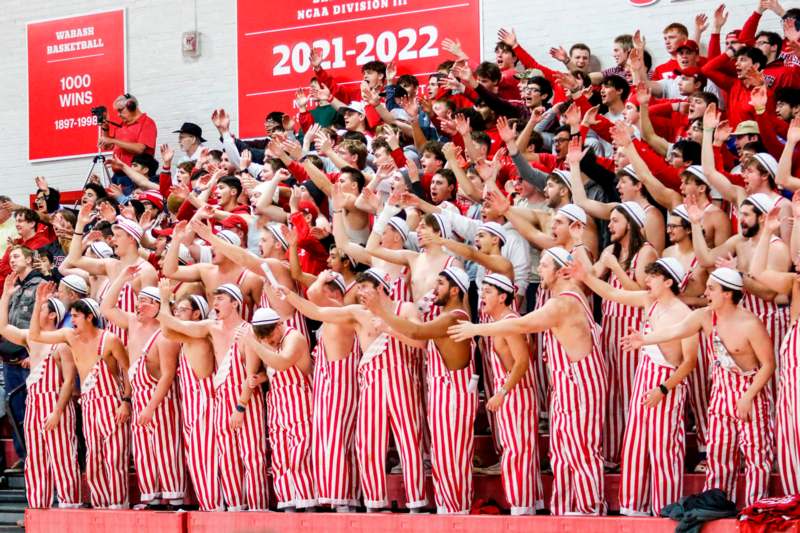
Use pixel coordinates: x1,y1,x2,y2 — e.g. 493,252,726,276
110,113,158,165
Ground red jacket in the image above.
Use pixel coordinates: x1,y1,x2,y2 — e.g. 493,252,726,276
289,212,327,275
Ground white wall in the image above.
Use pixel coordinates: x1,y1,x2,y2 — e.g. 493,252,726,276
0,0,783,202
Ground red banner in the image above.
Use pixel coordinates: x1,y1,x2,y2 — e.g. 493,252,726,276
237,0,482,139
27,9,126,162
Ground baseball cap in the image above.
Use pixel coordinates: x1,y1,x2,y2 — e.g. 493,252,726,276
220,215,249,243
172,122,206,143
676,39,700,53
138,191,164,211
732,120,759,136
340,101,366,115
298,200,319,219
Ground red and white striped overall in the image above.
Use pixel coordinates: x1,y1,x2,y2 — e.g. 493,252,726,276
775,317,800,494
98,281,136,347
601,244,651,465
680,257,710,453
488,311,543,515
212,322,269,511
355,302,426,509
532,285,551,421
545,291,607,515
178,346,222,511
312,334,361,507
427,309,478,514
267,327,316,509
704,312,773,507
24,344,81,508
390,266,413,303
129,330,185,503
260,279,310,342
619,303,687,516
80,332,130,508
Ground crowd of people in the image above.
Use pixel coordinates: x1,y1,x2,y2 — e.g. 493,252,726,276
5,0,800,519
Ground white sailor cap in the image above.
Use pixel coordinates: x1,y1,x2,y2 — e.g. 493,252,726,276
139,286,161,303
742,193,775,215
441,266,470,294
655,257,686,285
46,298,66,325
483,273,515,294
671,204,691,224
550,169,573,191
215,283,244,307
252,307,281,326
217,229,241,247
78,298,102,321
620,164,639,181
683,165,710,186
61,274,88,296
617,201,646,229
557,203,587,225
188,294,209,319
545,246,573,268
114,216,144,243
178,243,193,265
477,221,507,245
387,217,409,243
710,267,743,291
431,212,451,239
362,268,392,293
752,152,778,179
89,241,114,259
267,224,289,250
328,271,347,294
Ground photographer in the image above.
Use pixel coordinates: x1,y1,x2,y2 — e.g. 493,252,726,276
97,93,158,196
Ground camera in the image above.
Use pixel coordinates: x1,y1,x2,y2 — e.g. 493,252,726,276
90,105,107,122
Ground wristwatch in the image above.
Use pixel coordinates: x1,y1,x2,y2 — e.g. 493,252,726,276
235,404,246,413
658,383,669,395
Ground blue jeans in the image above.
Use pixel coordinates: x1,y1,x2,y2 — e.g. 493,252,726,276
3,363,28,461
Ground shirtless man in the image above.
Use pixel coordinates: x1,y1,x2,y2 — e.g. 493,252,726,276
157,283,268,511
661,203,712,468
622,267,775,507
277,271,359,511
63,204,158,345
365,213,462,320
101,268,184,508
687,193,791,360
368,266,477,515
449,248,607,515
157,283,221,511
332,185,411,301
476,273,543,515
163,219,262,320
29,287,131,509
245,308,316,511
278,268,427,512
190,220,310,340
569,257,698,516
0,279,80,510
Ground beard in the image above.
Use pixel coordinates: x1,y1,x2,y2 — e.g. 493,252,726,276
742,221,759,238
434,293,449,307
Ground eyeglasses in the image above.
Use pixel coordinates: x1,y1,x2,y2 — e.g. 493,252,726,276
553,137,570,144
173,305,193,313
666,224,685,230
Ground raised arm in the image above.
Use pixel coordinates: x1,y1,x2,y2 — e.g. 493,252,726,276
99,266,138,330
280,285,359,325
29,282,71,345
622,141,682,209
62,203,110,275
623,308,706,348
686,200,738,268
190,219,265,277
701,105,744,203
750,211,795,295
156,279,213,339
566,259,649,308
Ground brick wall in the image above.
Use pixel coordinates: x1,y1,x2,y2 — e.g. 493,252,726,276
0,0,783,202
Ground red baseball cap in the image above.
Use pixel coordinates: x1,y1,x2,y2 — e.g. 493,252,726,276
220,214,249,242
676,39,700,53
152,226,174,238
298,200,319,219
138,191,164,210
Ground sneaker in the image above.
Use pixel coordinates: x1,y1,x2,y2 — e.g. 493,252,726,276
6,460,23,473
